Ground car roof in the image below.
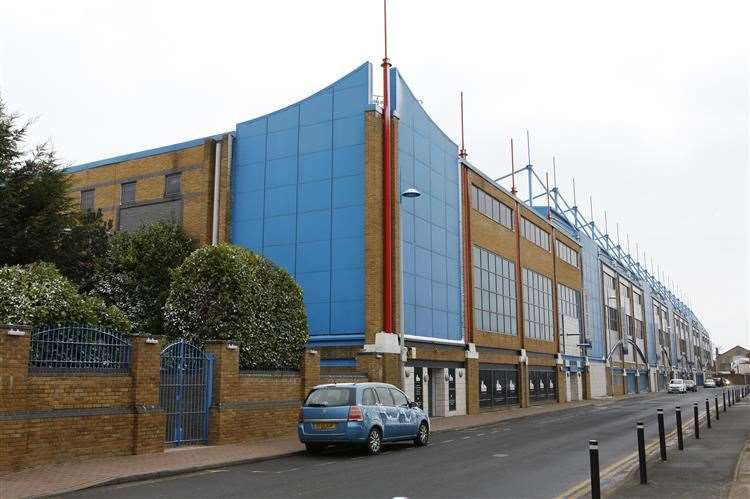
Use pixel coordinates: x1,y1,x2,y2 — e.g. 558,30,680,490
311,382,397,390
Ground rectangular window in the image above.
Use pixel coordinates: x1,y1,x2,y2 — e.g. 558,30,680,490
558,283,582,345
80,189,95,212
304,387,355,407
557,283,581,321
165,173,181,196
120,181,136,205
634,319,644,339
472,245,517,335
556,240,579,268
522,268,554,341
470,184,513,230
607,306,619,331
520,217,550,251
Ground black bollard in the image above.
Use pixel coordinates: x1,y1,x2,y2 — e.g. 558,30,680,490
657,409,667,460
694,402,700,439
715,396,719,421
676,407,684,450
706,399,711,429
589,439,600,499
637,422,647,484
723,391,727,412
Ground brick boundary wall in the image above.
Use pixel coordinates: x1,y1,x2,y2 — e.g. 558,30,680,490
0,328,330,473
0,325,165,473
205,341,321,445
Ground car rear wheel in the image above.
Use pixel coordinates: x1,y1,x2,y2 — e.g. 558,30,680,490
414,422,429,446
366,427,382,455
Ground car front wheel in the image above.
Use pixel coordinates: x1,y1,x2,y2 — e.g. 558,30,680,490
414,422,429,446
366,427,382,455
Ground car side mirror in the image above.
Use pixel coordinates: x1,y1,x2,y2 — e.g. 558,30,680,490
408,401,418,409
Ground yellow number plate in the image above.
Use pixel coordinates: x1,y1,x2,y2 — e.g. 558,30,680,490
313,422,336,430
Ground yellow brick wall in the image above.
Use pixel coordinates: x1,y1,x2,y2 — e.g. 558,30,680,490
0,327,165,472
362,110,400,343
364,111,384,344
67,137,232,246
464,167,571,361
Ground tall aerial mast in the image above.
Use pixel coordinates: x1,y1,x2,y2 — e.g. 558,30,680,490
382,0,394,333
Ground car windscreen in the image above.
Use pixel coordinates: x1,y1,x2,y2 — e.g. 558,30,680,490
670,379,684,384
304,387,355,407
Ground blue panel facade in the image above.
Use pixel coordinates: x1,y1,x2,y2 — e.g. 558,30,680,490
391,69,463,341
580,233,605,360
231,63,372,344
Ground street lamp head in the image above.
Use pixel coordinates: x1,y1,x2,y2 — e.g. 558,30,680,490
401,187,421,198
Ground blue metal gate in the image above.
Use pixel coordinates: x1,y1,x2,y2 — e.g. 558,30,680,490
160,339,214,446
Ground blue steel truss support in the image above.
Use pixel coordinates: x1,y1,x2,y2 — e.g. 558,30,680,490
493,161,709,346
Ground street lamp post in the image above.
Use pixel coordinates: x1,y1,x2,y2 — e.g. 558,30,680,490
399,187,421,390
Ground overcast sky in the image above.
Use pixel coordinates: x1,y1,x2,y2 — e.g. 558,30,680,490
1,1,748,351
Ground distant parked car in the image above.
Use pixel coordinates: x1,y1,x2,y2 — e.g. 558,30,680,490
667,379,687,394
714,377,726,387
685,379,697,392
703,378,716,388
298,382,430,455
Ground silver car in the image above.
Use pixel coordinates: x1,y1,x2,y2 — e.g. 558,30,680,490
667,378,686,394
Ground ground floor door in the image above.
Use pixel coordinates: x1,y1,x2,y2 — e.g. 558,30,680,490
627,372,637,394
639,371,649,393
427,368,437,417
567,371,581,401
529,367,556,404
479,365,520,410
657,373,667,391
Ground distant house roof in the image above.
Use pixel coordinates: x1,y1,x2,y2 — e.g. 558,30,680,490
718,346,750,359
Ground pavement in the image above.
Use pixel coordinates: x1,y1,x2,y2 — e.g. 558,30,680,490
607,393,750,499
0,400,593,499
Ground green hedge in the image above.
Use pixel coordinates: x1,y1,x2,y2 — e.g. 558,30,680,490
164,244,309,370
0,262,129,330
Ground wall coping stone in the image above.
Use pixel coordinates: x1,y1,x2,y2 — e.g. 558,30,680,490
1,324,31,331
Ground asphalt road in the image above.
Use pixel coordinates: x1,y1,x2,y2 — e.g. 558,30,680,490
66,389,730,499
